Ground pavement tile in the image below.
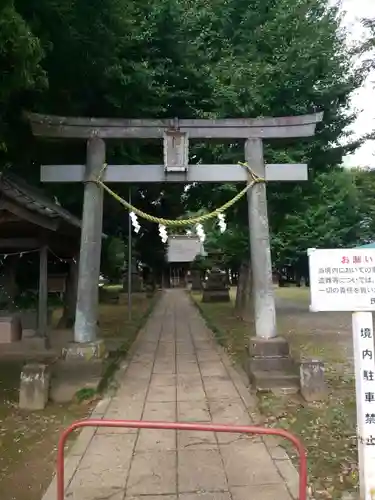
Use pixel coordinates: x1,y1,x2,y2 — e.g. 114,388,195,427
115,383,148,401
69,438,134,490
230,484,293,500
177,400,211,422
134,340,158,352
179,493,230,500
203,377,239,400
143,401,176,420
177,365,200,375
103,399,144,424
177,354,198,364
178,449,227,492
200,361,228,377
136,428,177,451
176,343,194,354
150,374,177,386
177,373,202,385
177,382,206,402
127,451,177,495
219,441,282,486
126,497,176,500
131,350,155,368
153,361,176,374
65,486,125,499
69,427,96,455
196,351,221,362
146,384,176,402
208,398,252,424
177,429,218,450
274,459,300,499
123,369,152,381
87,434,136,459
194,341,214,350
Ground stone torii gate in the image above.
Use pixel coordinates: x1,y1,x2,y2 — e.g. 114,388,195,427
27,112,323,350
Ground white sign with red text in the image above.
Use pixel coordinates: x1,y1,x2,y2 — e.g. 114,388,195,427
308,248,375,312
309,247,375,500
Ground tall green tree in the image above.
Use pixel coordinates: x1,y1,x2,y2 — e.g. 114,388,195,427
0,0,370,273
185,0,366,273
0,1,45,154
362,18,375,140
352,167,375,242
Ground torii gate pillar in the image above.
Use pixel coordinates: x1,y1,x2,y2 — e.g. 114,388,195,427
74,137,105,343
246,138,276,339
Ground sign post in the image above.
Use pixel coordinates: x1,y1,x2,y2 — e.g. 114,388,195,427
308,248,375,500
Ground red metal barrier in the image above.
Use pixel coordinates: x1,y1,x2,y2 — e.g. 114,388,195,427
57,420,307,500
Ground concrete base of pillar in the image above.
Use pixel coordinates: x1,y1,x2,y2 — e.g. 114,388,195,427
62,339,106,361
50,359,103,403
247,337,299,393
22,329,48,350
19,363,50,410
54,340,106,403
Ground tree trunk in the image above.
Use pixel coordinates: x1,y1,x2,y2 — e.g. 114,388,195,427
57,256,79,329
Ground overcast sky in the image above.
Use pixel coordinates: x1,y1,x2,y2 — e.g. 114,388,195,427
339,0,375,167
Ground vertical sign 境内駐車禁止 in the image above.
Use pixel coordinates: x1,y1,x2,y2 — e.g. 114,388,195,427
352,312,375,499
308,248,375,500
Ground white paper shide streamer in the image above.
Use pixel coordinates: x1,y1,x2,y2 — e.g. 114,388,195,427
195,223,206,243
158,224,168,243
217,213,227,233
129,212,141,233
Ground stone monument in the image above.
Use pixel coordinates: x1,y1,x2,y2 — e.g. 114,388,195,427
202,266,230,303
191,270,203,291
122,260,142,293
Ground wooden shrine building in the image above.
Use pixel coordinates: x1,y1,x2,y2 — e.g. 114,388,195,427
0,173,82,337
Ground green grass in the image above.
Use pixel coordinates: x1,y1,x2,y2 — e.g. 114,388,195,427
191,287,357,500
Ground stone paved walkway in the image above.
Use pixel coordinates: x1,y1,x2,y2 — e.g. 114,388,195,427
43,290,299,500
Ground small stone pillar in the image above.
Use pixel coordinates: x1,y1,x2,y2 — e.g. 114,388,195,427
300,359,327,402
0,315,22,343
122,261,142,292
19,363,50,410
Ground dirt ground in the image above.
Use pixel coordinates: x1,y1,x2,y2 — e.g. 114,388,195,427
0,360,95,500
0,291,157,500
193,286,358,500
